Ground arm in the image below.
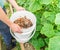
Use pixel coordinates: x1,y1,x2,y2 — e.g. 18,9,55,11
0,7,12,27
8,0,25,11
0,7,21,33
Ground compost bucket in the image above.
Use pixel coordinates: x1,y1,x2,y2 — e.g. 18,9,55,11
10,11,36,43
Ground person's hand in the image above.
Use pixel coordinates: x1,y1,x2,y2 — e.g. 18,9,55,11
16,6,25,11
10,23,22,33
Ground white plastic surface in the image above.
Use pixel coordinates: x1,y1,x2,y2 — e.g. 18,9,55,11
10,11,36,43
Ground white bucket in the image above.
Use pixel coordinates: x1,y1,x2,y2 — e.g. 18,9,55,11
10,11,36,43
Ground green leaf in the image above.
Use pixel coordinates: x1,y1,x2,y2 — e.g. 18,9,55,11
31,31,40,39
55,30,60,36
57,2,60,8
41,23,55,38
36,15,41,25
30,38,45,50
43,11,51,18
41,16,47,25
30,40,40,50
45,47,48,50
40,0,52,5
28,1,42,12
55,13,60,25
57,25,60,30
47,13,56,23
44,38,49,45
38,38,45,48
43,11,56,23
23,0,35,9
48,36,60,50
36,24,43,31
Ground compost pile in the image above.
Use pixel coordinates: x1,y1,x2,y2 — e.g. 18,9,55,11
14,16,33,28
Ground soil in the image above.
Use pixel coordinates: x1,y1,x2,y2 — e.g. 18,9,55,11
14,16,33,28
24,43,35,50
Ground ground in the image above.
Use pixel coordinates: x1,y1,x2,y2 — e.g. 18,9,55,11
0,36,35,50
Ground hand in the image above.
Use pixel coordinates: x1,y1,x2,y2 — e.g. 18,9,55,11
16,6,25,11
10,23,22,33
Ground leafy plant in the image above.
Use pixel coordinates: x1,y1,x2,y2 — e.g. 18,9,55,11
48,36,60,50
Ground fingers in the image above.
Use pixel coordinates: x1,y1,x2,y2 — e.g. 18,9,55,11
16,26,22,33
10,23,22,33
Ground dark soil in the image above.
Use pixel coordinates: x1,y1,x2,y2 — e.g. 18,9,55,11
24,43,35,50
14,16,33,28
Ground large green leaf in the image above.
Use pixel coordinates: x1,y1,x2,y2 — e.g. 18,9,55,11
41,23,55,38
57,0,60,8
43,11,51,18
28,1,42,12
57,2,60,8
55,13,60,25
48,36,60,50
40,16,47,25
43,11,56,23
47,13,56,23
40,0,52,5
